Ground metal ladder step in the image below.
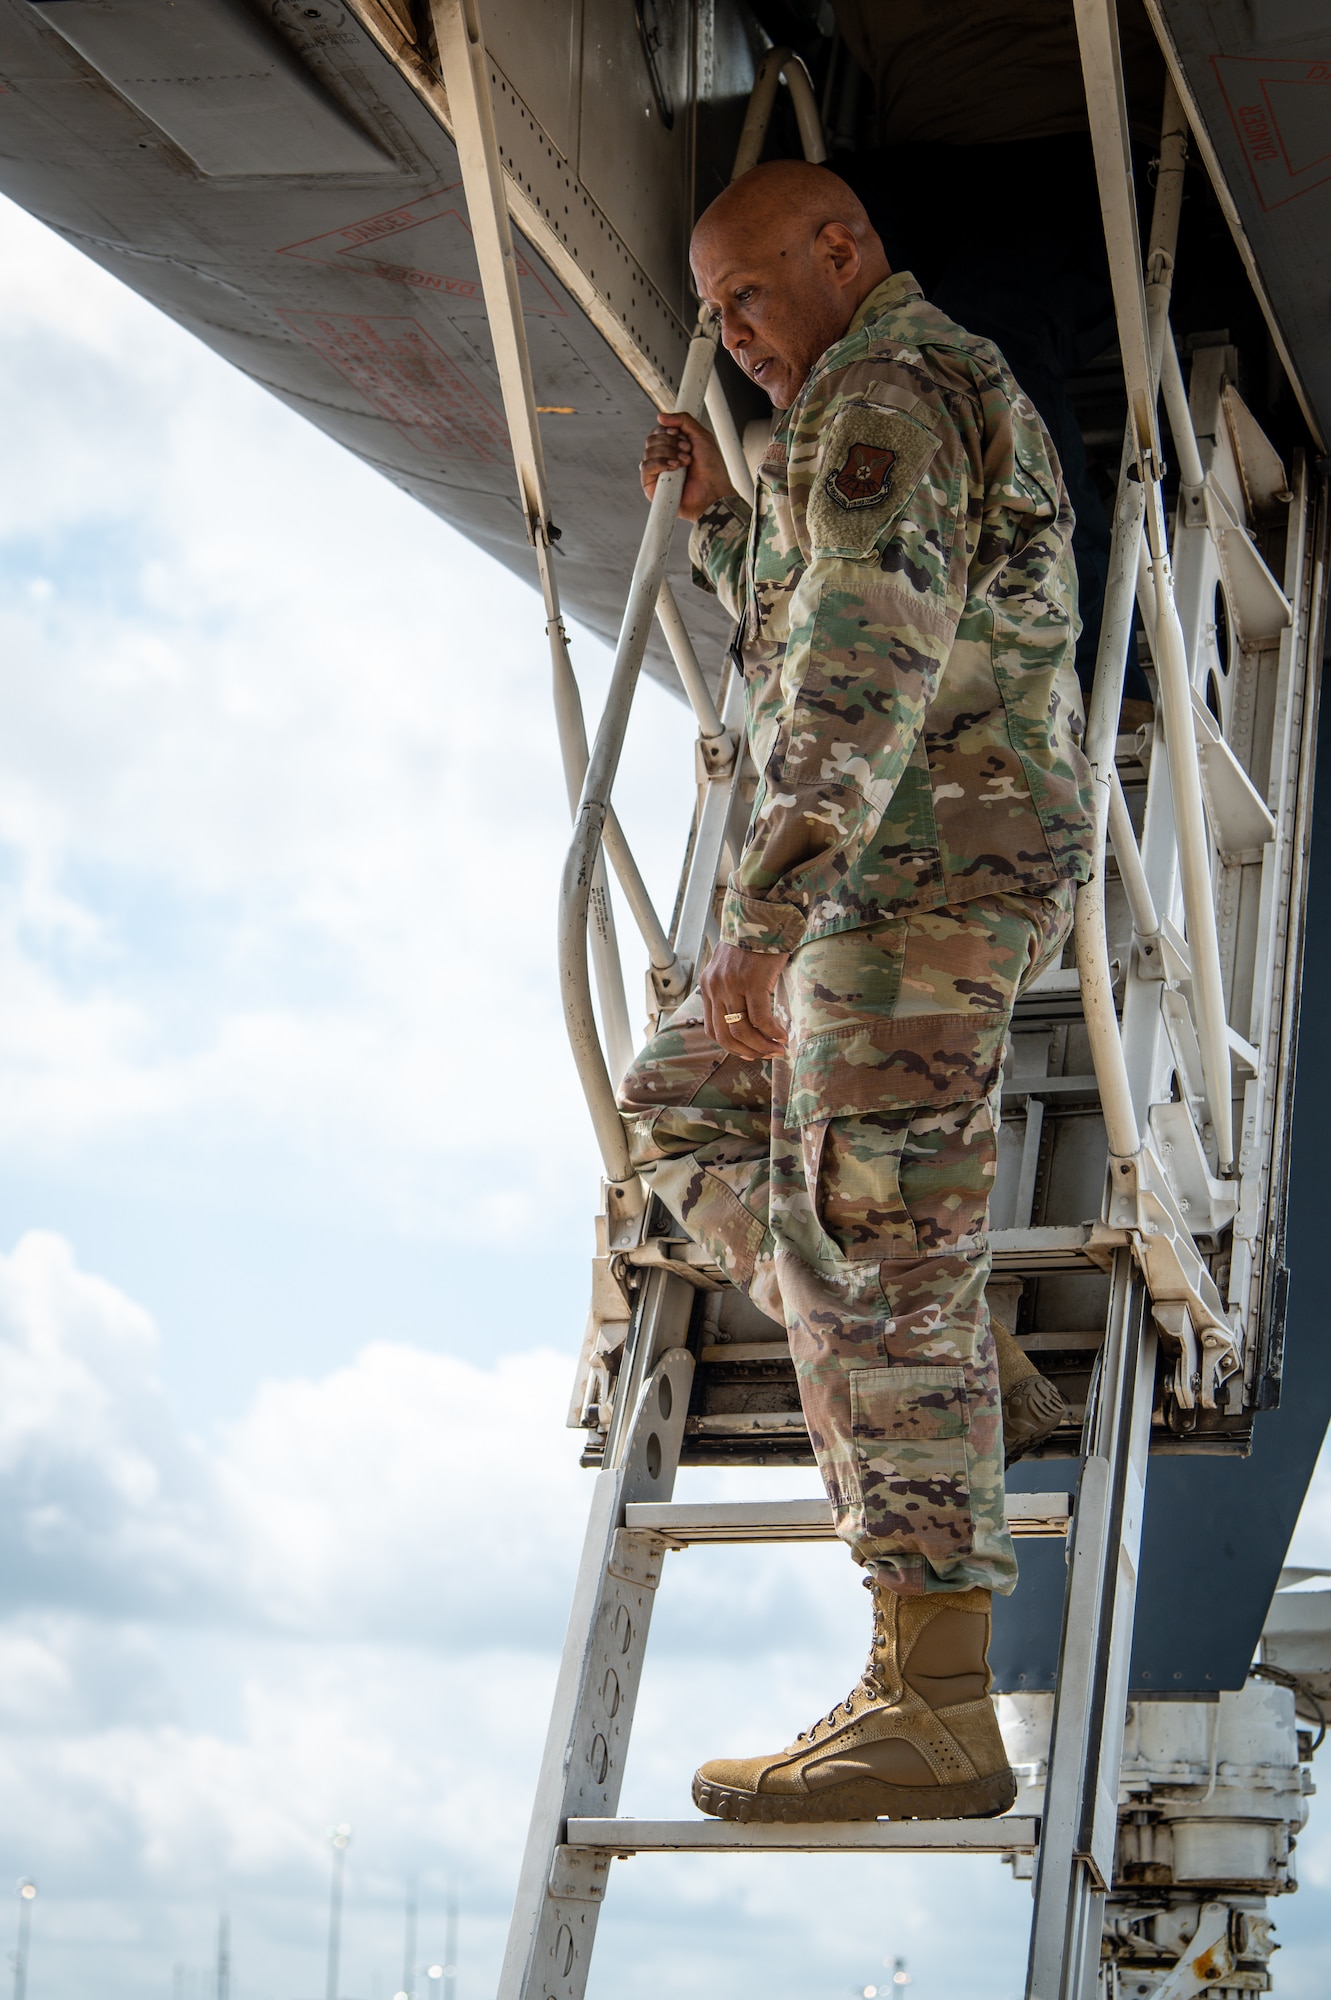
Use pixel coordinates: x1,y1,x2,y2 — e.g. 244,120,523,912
565,1816,1041,1855
626,1493,1071,1543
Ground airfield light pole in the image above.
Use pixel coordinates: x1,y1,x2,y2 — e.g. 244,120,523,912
216,1910,231,2000
325,1825,352,2000
444,1892,458,2000
398,1883,417,2000
11,1881,35,2000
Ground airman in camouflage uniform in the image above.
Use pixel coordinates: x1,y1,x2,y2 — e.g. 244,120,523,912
621,888,1072,1599
624,160,1095,1820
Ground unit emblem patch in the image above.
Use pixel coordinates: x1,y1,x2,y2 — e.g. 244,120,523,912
829,440,896,510
807,403,942,558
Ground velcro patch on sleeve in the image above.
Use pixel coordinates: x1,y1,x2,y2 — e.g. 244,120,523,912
806,403,940,559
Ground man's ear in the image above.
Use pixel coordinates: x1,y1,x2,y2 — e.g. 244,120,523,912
818,221,862,286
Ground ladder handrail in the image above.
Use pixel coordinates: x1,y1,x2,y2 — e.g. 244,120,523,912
431,0,683,1085
1074,9,1233,1168
557,52,828,1186
1070,77,1187,1161
1027,43,1208,2000
559,325,719,1186
436,7,827,1166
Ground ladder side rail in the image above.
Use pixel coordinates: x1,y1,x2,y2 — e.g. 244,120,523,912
1242,474,1329,1390
1026,1256,1156,2000
1227,458,1309,1344
1029,46,1195,2000
496,1327,695,2000
1242,456,1315,1059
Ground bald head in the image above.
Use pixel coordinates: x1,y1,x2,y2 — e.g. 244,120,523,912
689,162,890,407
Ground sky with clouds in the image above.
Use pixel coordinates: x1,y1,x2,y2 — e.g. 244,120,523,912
1,189,1330,2000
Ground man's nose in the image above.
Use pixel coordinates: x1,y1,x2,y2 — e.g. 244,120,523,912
719,306,750,354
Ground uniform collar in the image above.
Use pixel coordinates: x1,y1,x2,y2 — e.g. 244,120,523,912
845,271,924,340
772,274,925,441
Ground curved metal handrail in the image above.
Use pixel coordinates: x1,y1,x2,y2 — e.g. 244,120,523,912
558,52,828,1189
558,326,718,1186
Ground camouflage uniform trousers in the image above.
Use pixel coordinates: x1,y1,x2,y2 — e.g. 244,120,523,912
619,886,1074,1598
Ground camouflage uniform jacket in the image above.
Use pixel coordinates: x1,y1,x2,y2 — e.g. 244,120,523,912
689,272,1096,954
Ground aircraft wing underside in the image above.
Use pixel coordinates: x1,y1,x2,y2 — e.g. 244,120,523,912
1,0,1328,683
0,0,751,689
1151,0,1331,450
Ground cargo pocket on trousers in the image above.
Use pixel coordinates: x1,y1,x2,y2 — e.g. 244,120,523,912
846,1362,973,1564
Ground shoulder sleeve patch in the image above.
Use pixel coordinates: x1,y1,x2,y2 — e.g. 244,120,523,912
805,403,941,559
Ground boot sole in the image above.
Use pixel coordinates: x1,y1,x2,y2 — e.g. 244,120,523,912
1003,1383,1071,1468
692,1765,1017,1824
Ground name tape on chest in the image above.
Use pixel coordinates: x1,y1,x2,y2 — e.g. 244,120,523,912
806,404,940,558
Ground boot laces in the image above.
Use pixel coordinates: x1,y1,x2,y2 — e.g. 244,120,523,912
791,1587,900,1745
793,1675,878,1746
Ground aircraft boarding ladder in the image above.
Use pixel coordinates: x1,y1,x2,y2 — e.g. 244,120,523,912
428,3,1329,1994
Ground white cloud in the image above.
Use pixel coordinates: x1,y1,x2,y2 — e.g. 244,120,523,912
0,1225,1030,1999
0,1222,1329,1998
0,192,696,1247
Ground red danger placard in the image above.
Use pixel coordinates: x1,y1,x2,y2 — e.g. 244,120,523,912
1213,55,1331,211
278,311,510,464
280,188,564,314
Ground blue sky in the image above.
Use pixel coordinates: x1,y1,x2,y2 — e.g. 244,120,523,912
0,191,1329,2000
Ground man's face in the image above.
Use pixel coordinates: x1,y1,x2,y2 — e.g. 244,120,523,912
690,220,862,410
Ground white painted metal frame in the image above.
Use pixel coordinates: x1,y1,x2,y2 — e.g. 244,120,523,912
566,1817,1041,1855
430,0,655,1091
420,11,1325,2000
1024,11,1320,1994
553,49,825,1197
1072,15,1232,1177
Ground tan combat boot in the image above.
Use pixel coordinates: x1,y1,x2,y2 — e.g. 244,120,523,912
993,1316,1069,1465
692,1580,1016,1823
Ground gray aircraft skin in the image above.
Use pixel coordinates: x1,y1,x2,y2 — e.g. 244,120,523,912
3,0,1331,1688
2,0,1326,672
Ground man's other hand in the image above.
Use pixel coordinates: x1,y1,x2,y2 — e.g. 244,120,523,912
701,942,789,1059
640,411,737,523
